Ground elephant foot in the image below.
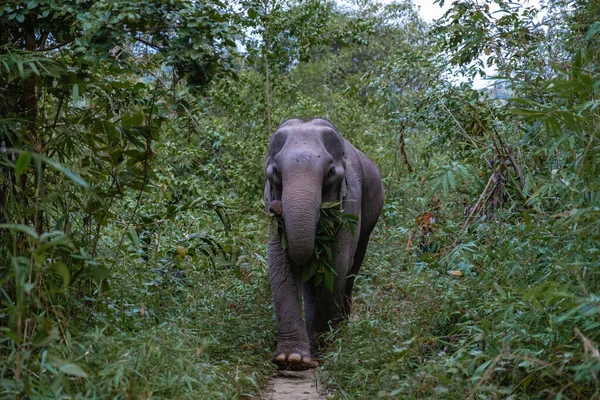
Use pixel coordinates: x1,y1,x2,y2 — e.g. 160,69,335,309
273,351,318,371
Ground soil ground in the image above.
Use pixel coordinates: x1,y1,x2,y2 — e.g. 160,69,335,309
263,369,323,400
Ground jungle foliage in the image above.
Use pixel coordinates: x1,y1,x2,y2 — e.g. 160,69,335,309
1,0,599,398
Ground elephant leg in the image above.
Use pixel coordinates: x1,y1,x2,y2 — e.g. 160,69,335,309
303,282,318,356
344,233,371,315
268,238,318,370
304,275,347,352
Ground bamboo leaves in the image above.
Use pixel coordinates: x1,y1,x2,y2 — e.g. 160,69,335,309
430,162,471,198
8,149,90,189
14,151,31,177
271,201,358,292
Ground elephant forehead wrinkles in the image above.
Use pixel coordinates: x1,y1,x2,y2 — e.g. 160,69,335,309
275,137,330,164
277,155,330,181
275,125,339,145
276,117,337,130
282,129,326,145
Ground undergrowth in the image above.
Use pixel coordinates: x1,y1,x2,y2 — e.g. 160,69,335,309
2,227,276,399
321,204,600,399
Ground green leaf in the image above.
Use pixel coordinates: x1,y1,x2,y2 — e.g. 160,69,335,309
40,230,67,242
280,228,288,249
15,150,32,177
341,213,359,235
32,324,59,347
40,156,90,188
510,107,547,117
50,262,70,286
127,227,141,247
0,223,39,239
72,84,79,104
16,60,24,77
47,356,89,378
323,243,332,262
443,174,449,196
521,374,533,391
59,363,88,378
430,180,441,197
38,233,72,252
28,61,39,76
447,170,456,190
323,270,334,292
471,359,493,382
314,272,323,286
493,282,506,298
302,260,318,283
321,201,342,209
91,265,110,283
486,341,500,357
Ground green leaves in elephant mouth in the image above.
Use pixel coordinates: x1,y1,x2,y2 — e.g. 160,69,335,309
270,201,358,292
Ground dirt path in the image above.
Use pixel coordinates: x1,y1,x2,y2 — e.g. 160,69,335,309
263,370,323,400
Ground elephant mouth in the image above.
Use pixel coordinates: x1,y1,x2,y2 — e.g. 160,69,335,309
285,223,317,266
271,196,358,290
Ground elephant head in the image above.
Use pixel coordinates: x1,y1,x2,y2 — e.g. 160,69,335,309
266,119,347,266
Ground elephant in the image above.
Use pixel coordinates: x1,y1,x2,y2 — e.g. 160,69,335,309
264,118,384,370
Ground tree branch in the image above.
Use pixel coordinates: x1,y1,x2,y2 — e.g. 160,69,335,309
398,126,413,173
134,37,163,50
35,39,74,52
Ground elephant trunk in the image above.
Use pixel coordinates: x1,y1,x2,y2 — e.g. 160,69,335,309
281,179,321,266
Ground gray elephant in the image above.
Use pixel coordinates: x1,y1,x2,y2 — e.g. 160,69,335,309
264,118,384,370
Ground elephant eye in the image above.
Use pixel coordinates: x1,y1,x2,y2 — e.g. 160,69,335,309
327,166,336,177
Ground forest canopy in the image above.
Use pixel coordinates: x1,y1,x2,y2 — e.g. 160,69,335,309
1,0,599,398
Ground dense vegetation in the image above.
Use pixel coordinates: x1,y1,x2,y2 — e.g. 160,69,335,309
1,0,598,398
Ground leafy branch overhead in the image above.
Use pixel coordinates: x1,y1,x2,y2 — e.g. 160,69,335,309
270,201,358,292
1,0,237,87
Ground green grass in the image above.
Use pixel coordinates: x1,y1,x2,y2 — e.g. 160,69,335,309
319,208,600,399
3,253,277,399
5,200,599,399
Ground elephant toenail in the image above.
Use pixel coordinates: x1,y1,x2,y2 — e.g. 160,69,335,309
288,353,301,363
301,356,314,365
275,353,286,363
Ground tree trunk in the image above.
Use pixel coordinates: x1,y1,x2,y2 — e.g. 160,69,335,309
399,126,413,174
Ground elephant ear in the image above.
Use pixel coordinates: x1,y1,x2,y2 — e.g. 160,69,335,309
264,154,281,208
339,176,348,209
265,179,272,213
265,175,282,204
